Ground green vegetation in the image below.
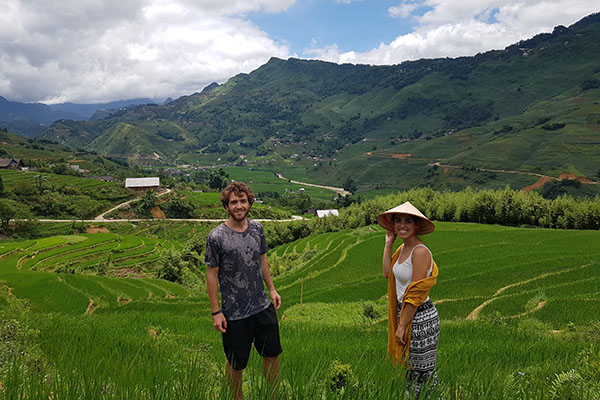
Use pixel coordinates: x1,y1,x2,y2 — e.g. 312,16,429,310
1,218,599,399
0,169,133,221
34,14,600,197
261,186,600,250
0,130,133,177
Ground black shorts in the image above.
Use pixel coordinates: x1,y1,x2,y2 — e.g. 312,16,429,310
222,303,282,370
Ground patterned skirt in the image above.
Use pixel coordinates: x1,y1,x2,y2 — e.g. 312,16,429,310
398,299,440,397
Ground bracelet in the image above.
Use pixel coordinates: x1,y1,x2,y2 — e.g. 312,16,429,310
211,309,222,316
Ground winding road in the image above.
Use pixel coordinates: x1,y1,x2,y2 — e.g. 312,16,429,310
275,173,352,197
33,187,304,223
93,188,172,221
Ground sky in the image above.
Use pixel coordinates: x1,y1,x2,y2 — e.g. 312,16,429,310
0,0,597,104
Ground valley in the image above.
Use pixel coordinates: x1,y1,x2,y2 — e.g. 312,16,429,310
1,12,600,400
3,12,593,197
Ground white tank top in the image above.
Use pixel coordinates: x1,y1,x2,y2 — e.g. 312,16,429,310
392,244,433,302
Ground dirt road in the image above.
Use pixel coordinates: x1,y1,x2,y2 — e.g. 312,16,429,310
275,173,352,197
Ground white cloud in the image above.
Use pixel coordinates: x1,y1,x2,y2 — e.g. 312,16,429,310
312,0,599,65
1,0,597,104
0,0,294,103
389,3,421,19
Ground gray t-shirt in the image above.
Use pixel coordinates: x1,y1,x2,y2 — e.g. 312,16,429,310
205,219,270,321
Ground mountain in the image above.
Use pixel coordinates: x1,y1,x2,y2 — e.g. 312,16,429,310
0,97,159,137
38,13,600,193
49,98,158,119
0,96,82,138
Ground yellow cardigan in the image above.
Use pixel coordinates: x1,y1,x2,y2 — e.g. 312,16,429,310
387,245,439,366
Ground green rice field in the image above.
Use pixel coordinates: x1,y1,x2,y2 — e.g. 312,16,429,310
1,221,599,399
0,169,127,196
224,166,342,201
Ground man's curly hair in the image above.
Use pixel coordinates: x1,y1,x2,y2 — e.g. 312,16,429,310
220,181,255,209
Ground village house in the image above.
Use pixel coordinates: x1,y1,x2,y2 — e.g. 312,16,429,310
0,158,24,169
124,177,160,194
69,164,87,174
316,209,339,218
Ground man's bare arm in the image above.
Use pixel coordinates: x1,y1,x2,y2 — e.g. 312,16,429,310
206,267,227,332
261,254,281,310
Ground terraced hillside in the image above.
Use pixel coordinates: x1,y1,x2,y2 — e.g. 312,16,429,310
1,222,599,399
0,233,189,314
0,168,134,220
274,223,600,327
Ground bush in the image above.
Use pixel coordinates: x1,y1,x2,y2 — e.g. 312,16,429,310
259,187,600,251
156,248,184,282
0,287,42,376
325,359,357,393
361,301,381,320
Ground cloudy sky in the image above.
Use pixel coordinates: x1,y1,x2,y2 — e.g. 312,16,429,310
1,0,597,104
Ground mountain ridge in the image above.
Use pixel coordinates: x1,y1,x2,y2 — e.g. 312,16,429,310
0,97,162,137
22,13,600,192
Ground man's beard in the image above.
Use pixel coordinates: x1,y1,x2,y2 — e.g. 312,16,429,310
230,209,249,221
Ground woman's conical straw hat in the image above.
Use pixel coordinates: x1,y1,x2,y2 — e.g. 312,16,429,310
377,201,435,235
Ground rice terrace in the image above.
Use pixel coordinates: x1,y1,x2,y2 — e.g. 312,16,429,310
1,186,600,399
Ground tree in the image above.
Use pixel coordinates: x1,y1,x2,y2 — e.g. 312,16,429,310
34,174,47,193
162,196,196,219
208,168,229,190
136,189,157,216
343,177,357,194
0,198,31,232
0,174,3,194
0,198,17,230
71,199,100,222
156,248,184,283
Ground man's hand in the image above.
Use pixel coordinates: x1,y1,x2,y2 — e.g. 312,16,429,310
269,289,282,310
212,312,227,333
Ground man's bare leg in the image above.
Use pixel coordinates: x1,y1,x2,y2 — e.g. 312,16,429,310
263,355,280,395
226,362,243,400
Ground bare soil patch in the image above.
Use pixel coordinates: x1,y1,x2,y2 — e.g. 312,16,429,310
86,226,110,233
559,172,595,183
150,206,166,219
522,176,555,193
522,171,596,193
84,298,99,315
505,300,547,319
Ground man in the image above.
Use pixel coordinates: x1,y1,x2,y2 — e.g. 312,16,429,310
205,181,282,400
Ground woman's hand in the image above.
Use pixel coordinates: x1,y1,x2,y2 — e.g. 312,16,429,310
385,230,397,247
395,323,407,345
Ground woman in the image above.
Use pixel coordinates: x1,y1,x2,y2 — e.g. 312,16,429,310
378,201,440,397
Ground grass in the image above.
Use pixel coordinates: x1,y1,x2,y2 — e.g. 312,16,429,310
224,166,342,201
1,221,599,399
